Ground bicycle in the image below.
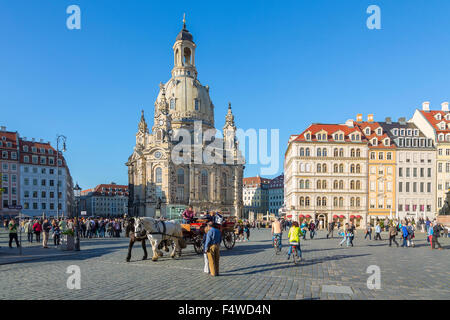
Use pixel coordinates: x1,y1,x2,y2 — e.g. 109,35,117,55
273,235,281,255
289,243,301,265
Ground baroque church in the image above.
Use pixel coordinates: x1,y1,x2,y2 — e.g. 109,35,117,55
126,18,244,218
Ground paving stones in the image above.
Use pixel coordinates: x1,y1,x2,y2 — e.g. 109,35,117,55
0,229,448,300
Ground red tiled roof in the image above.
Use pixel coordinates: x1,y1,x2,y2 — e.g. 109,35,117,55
243,176,271,187
83,184,129,197
19,139,67,167
293,123,367,143
420,110,450,133
354,121,396,149
269,174,284,188
0,131,18,149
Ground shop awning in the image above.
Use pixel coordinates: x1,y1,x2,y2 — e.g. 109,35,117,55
339,215,345,218
356,215,362,219
306,215,311,218
350,215,355,219
299,214,305,218
333,215,339,218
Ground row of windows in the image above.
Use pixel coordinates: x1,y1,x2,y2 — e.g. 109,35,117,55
1,151,17,160
169,98,200,111
397,137,433,147
21,145,54,154
370,152,393,160
299,148,362,158
23,167,62,175
23,179,62,187
398,204,431,212
398,182,432,193
304,133,361,142
438,149,450,156
392,128,420,137
23,191,62,199
2,163,17,171
399,167,432,178
298,179,363,190
437,133,450,142
23,155,61,166
298,196,362,208
298,163,364,174
22,202,62,210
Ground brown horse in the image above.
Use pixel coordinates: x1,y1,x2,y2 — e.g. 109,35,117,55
124,217,148,262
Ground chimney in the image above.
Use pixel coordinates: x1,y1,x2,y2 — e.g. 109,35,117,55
39,139,43,143
367,114,374,123
422,101,430,111
385,117,392,124
31,138,35,142
345,119,354,127
0,126,5,131
442,102,449,112
356,114,363,122
398,117,406,125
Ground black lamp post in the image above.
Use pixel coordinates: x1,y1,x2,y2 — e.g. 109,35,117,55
74,183,81,251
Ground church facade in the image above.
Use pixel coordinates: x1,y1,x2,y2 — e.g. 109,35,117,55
126,20,244,219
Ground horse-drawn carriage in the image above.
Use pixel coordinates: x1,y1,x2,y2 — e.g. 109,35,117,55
181,216,237,254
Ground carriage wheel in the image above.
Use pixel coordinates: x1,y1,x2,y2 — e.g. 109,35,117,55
223,231,236,249
193,235,204,254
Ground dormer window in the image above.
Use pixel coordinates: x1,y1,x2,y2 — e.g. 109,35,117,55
392,129,398,136
438,134,445,141
445,114,450,120
435,113,441,120
383,138,390,146
414,129,419,136
407,129,412,136
400,129,405,136
305,133,311,140
398,138,404,147
376,128,382,136
365,128,370,135
372,138,378,146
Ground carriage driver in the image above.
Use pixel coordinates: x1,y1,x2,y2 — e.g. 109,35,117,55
182,206,195,224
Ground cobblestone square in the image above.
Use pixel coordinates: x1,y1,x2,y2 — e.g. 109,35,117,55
0,229,449,300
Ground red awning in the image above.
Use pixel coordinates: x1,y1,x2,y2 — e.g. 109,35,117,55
299,215,305,218
287,215,292,218
356,215,362,219
350,215,355,219
339,215,345,218
306,215,311,218
333,215,338,218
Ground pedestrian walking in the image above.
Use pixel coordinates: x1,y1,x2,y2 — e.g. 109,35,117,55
8,218,20,248
388,224,399,247
309,221,316,239
326,221,335,239
24,219,33,243
407,222,415,247
202,224,211,274
346,222,355,247
374,223,382,240
42,218,51,248
204,222,221,276
431,223,443,250
365,224,372,240
339,224,347,246
400,224,409,248
300,221,308,240
33,220,42,242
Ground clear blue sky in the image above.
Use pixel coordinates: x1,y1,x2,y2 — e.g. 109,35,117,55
1,0,449,189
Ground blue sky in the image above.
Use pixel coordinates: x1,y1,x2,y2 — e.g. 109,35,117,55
1,0,449,189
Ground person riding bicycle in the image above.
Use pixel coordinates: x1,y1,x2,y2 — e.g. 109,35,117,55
271,218,282,249
287,221,303,260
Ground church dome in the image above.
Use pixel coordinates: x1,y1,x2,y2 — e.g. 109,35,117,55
156,77,214,128
176,27,194,43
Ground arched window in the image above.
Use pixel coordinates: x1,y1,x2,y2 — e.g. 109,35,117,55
305,180,310,189
322,164,327,172
339,164,344,173
317,197,322,207
339,197,344,207
356,180,361,190
300,197,305,207
333,180,338,189
334,148,339,157
351,149,355,157
356,149,361,157
350,180,355,190
183,47,192,66
356,164,361,173
300,163,305,172
300,148,305,156
317,163,322,173
305,148,310,156
317,148,322,157
177,168,184,185
350,164,355,173
334,164,338,173
322,197,327,206
350,197,355,207
317,180,321,189
339,148,344,157
339,180,344,190
299,180,304,189
333,197,338,207
356,197,361,207
156,167,162,184
323,148,327,157
322,180,327,189
305,197,310,207
201,170,208,200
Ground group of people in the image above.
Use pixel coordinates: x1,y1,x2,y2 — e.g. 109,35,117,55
2,216,125,249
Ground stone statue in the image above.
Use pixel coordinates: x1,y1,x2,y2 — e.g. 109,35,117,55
438,190,450,215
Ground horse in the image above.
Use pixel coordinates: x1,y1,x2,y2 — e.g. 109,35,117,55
124,217,148,262
134,217,186,261
124,217,172,262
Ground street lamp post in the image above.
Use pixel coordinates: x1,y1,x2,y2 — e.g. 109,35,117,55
74,183,81,251
56,135,67,220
